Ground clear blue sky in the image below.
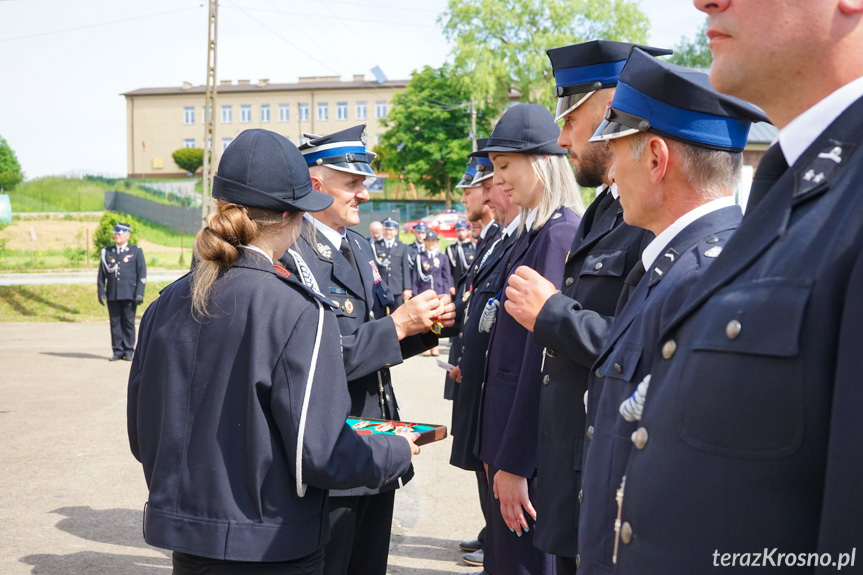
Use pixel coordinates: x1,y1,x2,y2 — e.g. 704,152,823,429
0,0,705,179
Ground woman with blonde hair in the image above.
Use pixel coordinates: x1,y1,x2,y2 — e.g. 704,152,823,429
472,104,583,575
127,129,418,574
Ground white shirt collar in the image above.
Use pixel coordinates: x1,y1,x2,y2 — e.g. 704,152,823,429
778,75,863,166
480,220,495,239
524,206,539,232
642,196,736,269
598,183,619,200
502,214,522,238
304,213,345,250
116,242,128,251
385,239,395,248
241,244,273,264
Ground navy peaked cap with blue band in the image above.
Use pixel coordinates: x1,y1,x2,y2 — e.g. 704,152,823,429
456,156,479,189
414,223,430,233
425,230,439,241
113,223,131,233
471,138,495,185
455,221,470,231
470,104,566,157
382,217,399,229
590,48,770,152
213,129,333,213
299,124,377,182
546,40,673,121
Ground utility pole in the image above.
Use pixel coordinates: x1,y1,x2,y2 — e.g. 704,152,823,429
470,99,477,152
201,0,219,227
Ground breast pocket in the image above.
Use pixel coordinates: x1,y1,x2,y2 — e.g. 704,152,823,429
580,248,627,279
595,343,643,441
676,279,812,458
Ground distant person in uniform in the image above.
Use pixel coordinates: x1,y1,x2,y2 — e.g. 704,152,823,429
446,221,476,296
411,230,451,357
404,222,428,300
368,220,383,242
127,128,419,575
97,222,146,361
372,218,410,307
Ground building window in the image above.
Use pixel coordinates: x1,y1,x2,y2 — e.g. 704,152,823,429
221,105,233,123
317,102,329,121
183,107,195,125
202,106,213,123
375,101,387,119
222,138,233,151
279,104,290,122
240,105,252,123
184,139,195,148
337,102,348,121
260,104,271,123
356,101,367,120
299,103,310,122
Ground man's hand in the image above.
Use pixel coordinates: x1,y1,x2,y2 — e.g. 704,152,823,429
135,295,144,306
98,295,106,306
503,266,558,332
449,364,462,384
450,286,457,297
391,290,449,339
433,294,457,328
493,469,536,536
402,289,412,301
397,431,422,460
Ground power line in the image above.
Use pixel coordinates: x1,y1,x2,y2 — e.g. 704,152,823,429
0,5,201,43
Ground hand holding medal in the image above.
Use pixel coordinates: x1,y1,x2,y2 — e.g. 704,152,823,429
391,290,456,339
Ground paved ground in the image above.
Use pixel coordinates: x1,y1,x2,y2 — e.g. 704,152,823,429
0,323,483,574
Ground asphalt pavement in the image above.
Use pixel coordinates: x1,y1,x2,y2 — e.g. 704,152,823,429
0,322,484,574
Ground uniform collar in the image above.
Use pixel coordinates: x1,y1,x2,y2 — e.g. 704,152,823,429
642,196,735,269
115,242,129,251
524,206,539,232
304,213,345,249
241,244,273,264
778,75,863,167
480,220,495,239
502,214,522,238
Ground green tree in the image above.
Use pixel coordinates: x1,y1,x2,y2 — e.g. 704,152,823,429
171,147,204,175
376,65,497,208
93,211,141,260
0,135,24,191
669,18,713,69
439,0,650,110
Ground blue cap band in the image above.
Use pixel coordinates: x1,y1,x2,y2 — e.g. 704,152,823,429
476,156,493,166
554,60,626,89
302,145,368,166
613,81,752,151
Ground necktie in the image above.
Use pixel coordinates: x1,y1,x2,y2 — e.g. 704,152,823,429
615,259,646,316
746,143,788,214
340,237,360,277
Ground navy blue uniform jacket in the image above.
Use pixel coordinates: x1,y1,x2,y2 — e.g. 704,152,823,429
411,250,452,296
127,250,412,562
372,238,410,293
478,207,580,477
613,98,863,574
447,226,519,471
578,205,741,574
282,221,436,496
98,244,147,301
531,189,651,557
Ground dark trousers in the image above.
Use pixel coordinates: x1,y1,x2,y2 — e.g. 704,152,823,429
107,299,136,355
392,293,404,308
172,548,324,574
476,469,489,546
323,490,395,575
484,464,556,575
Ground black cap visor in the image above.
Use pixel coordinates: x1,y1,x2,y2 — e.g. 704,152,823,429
590,106,651,143
212,176,333,213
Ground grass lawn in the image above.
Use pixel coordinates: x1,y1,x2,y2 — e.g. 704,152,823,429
0,281,174,322
6,177,195,212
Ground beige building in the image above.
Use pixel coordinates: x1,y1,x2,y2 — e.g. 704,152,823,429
122,75,407,178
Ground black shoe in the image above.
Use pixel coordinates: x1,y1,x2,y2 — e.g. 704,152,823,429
459,539,482,552
462,549,483,567
123,353,134,361
109,354,123,361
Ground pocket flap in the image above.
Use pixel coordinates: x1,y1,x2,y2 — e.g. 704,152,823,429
581,248,627,278
690,279,812,357
596,342,642,382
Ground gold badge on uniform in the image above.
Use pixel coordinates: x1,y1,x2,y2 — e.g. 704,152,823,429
423,262,431,272
344,299,354,314
462,289,471,302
